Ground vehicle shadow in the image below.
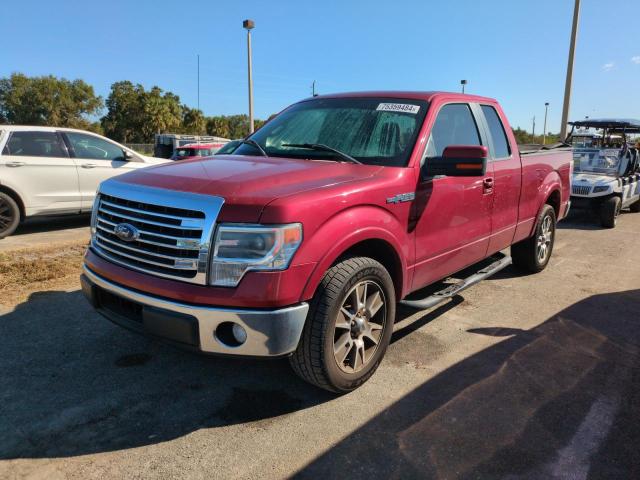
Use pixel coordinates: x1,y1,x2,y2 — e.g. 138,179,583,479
0,287,443,459
293,289,640,479
11,214,91,236
0,290,333,459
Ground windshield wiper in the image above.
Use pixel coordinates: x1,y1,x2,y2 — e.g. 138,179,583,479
282,143,362,164
241,139,268,157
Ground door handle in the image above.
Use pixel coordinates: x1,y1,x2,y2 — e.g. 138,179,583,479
483,177,494,194
81,163,98,169
6,161,26,167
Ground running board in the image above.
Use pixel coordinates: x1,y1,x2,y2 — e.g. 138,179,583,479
400,254,513,310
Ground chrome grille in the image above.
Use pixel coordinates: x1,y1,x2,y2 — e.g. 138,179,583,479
91,181,224,284
572,185,591,196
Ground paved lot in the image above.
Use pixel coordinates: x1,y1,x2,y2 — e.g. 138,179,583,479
1,211,639,479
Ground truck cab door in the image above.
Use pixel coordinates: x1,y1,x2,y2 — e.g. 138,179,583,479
477,104,522,254
411,103,494,291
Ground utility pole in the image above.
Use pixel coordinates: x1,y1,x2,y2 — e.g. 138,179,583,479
543,102,549,145
243,19,255,134
560,0,581,140
532,116,536,143
311,80,316,97
460,79,467,94
197,54,200,111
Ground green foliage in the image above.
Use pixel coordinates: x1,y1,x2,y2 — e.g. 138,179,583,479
0,73,102,129
512,127,561,145
1,73,270,142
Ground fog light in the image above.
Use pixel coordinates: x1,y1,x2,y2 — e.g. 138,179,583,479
232,323,247,344
215,321,247,347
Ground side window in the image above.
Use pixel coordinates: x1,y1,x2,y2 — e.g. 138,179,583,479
2,131,66,157
481,105,511,159
424,104,481,162
66,132,125,161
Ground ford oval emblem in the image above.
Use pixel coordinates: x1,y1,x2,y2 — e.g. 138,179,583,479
114,223,139,242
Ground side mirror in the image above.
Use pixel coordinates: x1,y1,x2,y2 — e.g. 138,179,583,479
124,150,134,160
423,145,488,177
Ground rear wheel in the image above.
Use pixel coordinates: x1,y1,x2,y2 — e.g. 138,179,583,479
0,192,20,239
600,196,621,228
289,257,395,393
511,204,556,273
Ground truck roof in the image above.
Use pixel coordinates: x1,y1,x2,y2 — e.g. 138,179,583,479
303,91,498,104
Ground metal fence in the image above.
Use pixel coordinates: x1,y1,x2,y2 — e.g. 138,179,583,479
125,143,154,155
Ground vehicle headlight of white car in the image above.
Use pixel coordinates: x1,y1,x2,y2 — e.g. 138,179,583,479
209,223,303,287
593,185,611,193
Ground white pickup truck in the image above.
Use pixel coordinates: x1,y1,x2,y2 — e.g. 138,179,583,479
0,126,167,238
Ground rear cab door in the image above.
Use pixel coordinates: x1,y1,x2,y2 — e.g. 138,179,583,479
0,129,80,215
474,103,522,254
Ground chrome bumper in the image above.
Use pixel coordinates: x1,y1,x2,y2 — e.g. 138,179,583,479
81,265,309,357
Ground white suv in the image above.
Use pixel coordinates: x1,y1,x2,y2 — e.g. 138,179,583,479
0,126,168,238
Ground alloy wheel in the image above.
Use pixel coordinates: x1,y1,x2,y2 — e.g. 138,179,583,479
536,215,553,263
0,197,15,234
333,280,387,373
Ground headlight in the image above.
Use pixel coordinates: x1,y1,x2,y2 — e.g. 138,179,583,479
209,223,302,286
593,185,610,193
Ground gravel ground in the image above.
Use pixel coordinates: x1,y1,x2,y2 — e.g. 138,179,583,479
1,210,639,479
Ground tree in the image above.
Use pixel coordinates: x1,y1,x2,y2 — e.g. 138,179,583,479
206,116,231,138
141,87,182,140
0,73,102,128
182,107,206,135
101,81,146,143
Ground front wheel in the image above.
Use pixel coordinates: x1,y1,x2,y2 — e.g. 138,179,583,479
511,204,556,273
289,257,396,393
600,196,621,228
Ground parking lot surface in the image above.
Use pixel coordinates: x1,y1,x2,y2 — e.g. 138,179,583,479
1,212,639,479
0,216,90,253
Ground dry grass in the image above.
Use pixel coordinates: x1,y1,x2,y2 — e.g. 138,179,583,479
0,243,86,306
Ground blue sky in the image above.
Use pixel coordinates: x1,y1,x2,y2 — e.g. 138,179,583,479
1,0,638,133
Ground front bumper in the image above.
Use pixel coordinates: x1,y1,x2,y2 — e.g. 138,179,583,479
81,265,309,357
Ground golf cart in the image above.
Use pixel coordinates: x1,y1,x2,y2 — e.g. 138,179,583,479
567,118,640,228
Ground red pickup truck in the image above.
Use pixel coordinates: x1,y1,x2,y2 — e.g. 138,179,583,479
81,92,572,392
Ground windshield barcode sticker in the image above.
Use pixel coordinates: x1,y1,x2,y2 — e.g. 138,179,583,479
376,103,420,114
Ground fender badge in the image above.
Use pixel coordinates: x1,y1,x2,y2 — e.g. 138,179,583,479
386,192,416,204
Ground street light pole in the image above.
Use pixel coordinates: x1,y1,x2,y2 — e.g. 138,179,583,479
532,116,536,143
560,0,581,140
460,79,467,94
543,102,549,145
197,54,200,111
243,19,255,134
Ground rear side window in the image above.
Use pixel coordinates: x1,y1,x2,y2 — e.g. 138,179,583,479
481,105,511,159
2,131,66,157
425,104,481,159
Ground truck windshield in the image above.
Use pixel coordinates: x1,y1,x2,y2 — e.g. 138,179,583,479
573,148,622,176
233,97,429,166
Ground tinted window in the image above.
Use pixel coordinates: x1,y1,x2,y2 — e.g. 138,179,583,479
66,132,125,161
424,104,481,159
3,131,66,157
481,105,511,158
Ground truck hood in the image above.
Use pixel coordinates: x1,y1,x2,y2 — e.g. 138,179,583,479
114,155,383,221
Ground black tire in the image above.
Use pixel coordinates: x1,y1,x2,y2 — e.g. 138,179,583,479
511,204,556,273
289,257,396,393
629,198,640,213
0,192,20,239
600,196,621,228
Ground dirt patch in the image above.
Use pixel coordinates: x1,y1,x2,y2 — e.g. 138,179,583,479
0,243,86,306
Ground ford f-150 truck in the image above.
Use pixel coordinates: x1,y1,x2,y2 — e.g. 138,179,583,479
81,92,572,392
